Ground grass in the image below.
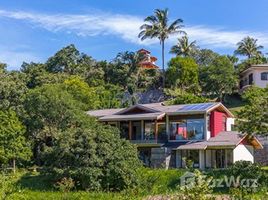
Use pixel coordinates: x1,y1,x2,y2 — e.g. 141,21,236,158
1,168,187,200
3,167,268,200
223,93,246,116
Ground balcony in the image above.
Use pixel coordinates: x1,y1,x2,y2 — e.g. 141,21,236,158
130,133,168,145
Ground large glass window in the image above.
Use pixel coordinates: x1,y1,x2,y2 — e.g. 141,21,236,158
158,123,167,140
170,119,204,140
132,121,142,140
144,121,155,140
181,150,199,168
120,122,129,139
261,72,268,80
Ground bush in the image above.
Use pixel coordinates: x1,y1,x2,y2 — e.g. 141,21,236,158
42,121,142,191
176,170,214,200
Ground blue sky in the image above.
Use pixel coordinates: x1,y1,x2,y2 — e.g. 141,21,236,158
1,0,268,70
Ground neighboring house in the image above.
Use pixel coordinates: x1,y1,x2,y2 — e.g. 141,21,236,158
138,49,160,69
240,64,268,92
87,102,262,169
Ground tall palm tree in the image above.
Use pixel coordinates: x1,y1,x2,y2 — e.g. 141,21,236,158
139,8,184,87
234,36,264,58
170,35,198,57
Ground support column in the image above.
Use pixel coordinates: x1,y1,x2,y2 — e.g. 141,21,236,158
166,115,170,140
141,120,144,140
154,120,158,142
199,150,205,170
128,121,132,140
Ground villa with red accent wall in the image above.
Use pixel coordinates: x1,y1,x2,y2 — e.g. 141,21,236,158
87,102,262,169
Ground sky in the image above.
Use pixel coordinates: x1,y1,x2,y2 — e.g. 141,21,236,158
1,0,268,70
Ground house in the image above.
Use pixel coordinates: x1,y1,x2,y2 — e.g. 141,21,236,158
87,102,262,169
138,49,159,69
240,64,268,92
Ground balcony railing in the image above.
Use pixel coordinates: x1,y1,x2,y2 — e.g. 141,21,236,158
130,133,168,144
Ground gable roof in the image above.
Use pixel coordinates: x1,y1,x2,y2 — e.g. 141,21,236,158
86,108,123,118
176,131,262,150
87,102,234,119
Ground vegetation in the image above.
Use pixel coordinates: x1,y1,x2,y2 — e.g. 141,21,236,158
0,7,268,200
139,8,185,86
238,86,268,135
170,35,198,57
234,36,264,59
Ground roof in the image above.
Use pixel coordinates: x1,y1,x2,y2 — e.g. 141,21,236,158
86,108,123,118
87,102,234,119
241,64,268,74
99,112,165,121
175,131,262,150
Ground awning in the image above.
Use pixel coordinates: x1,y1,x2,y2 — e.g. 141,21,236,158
99,112,165,121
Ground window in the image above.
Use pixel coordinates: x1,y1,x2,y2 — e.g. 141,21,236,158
120,122,129,139
144,121,155,140
261,72,268,80
170,121,187,140
187,119,205,140
132,121,142,140
249,73,253,85
157,123,167,140
170,119,205,140
181,150,199,168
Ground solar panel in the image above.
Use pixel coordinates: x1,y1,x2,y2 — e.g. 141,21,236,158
179,103,215,111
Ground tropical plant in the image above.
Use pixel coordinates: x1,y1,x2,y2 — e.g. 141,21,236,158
170,35,198,57
165,57,200,92
139,8,185,86
238,86,268,135
234,36,264,58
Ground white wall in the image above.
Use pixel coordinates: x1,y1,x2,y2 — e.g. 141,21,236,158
233,145,254,163
254,69,268,88
241,69,268,89
226,118,235,131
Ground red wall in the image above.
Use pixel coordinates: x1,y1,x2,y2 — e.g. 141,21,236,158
210,111,226,137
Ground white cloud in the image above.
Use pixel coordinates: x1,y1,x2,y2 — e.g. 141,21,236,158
0,9,268,50
0,48,40,70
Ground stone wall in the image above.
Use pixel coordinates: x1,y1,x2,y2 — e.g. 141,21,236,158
151,147,173,169
254,136,268,165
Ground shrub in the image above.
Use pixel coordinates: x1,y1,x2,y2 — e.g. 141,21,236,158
42,122,142,191
176,170,214,200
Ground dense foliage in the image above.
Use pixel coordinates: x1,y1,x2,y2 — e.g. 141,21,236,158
0,8,268,194
238,86,268,135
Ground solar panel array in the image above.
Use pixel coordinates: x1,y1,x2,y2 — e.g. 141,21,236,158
179,103,215,111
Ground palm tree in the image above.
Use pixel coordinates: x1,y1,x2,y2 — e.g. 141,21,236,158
234,36,264,58
139,8,185,87
170,35,198,57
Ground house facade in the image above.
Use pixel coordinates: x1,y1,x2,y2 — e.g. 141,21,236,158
240,64,268,92
87,102,262,169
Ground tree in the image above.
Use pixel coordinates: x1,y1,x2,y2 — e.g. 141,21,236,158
189,49,219,67
0,110,31,173
238,86,268,135
139,8,185,86
165,57,199,93
199,56,237,101
42,122,141,191
63,76,100,110
0,70,28,113
170,35,198,57
234,36,264,59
